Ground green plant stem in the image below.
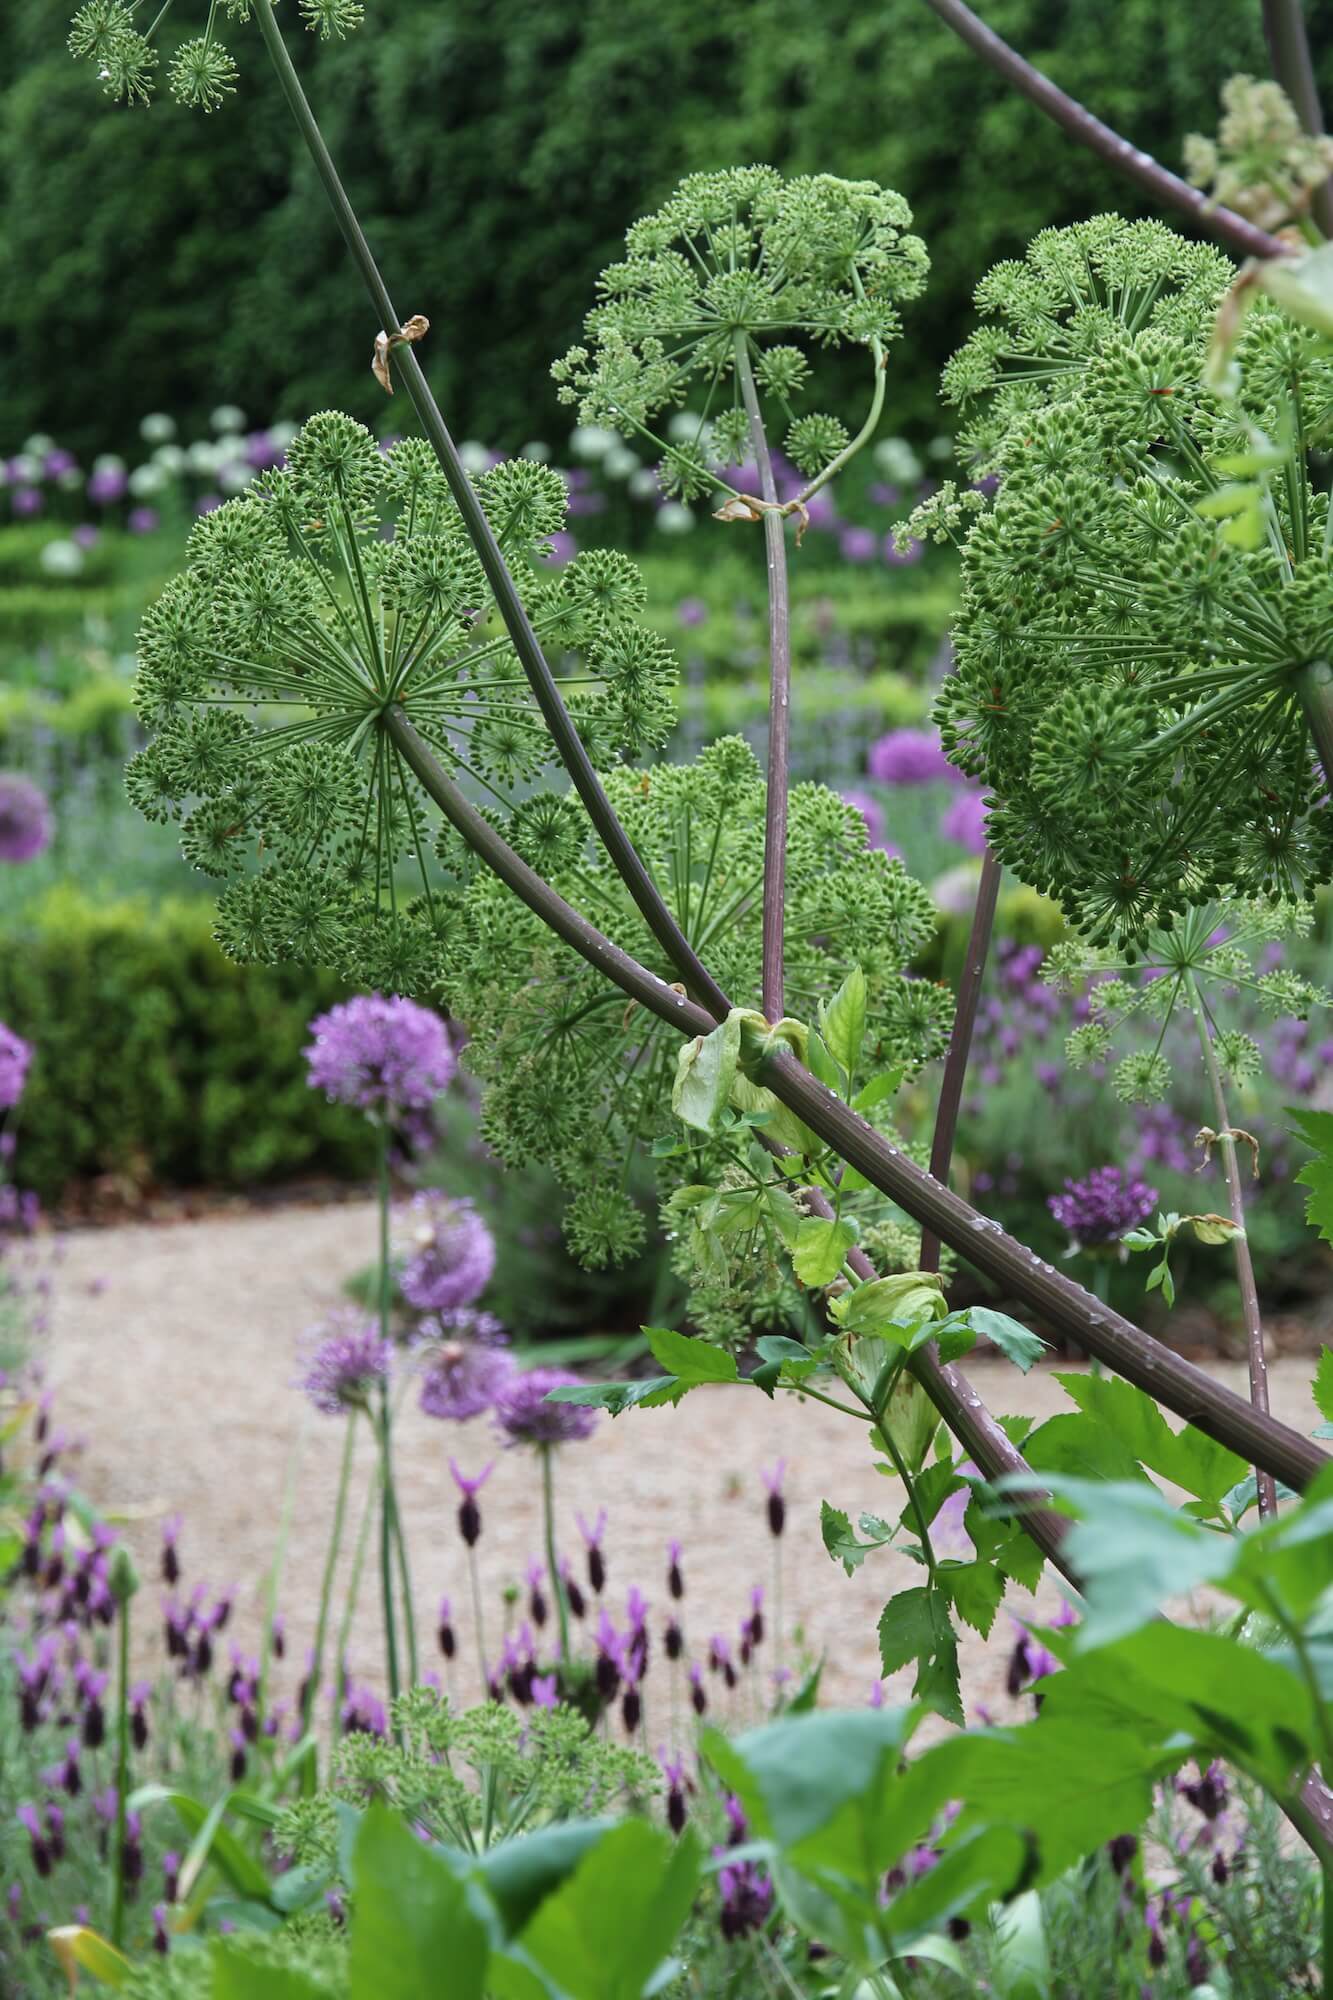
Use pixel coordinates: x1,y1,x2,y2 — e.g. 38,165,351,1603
540,1445,571,1667
920,0,1287,261
305,1411,357,1733
110,1594,131,1949
875,1370,938,1585
250,0,728,1022
1186,972,1277,1520
467,1541,489,1693
1262,0,1333,239
375,1123,403,1710
333,1466,377,1725
920,844,1002,1274
383,703,1328,1495
734,334,790,1022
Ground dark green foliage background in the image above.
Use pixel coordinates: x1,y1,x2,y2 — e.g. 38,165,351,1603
0,0,1292,457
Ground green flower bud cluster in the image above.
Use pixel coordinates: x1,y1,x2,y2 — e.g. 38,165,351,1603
128,410,678,991
68,0,362,110
928,215,1333,947
552,166,928,498
1047,900,1328,1103
443,737,950,1271
1185,74,1333,234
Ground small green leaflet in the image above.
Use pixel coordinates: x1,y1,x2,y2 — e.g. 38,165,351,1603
793,1214,856,1287
545,1378,688,1416
819,966,866,1078
821,1500,894,1576
1290,1106,1333,1248
646,1326,739,1383
1315,1346,1333,1434
877,1586,964,1726
672,1014,741,1134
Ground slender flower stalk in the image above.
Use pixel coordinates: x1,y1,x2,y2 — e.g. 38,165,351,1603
539,1446,571,1668
333,1472,378,1738
1187,972,1278,1519
305,1412,358,1732
734,335,790,1022
374,1123,404,1707
109,1579,132,1949
919,845,1002,1274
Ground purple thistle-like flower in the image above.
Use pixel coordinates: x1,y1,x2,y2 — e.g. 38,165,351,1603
495,1368,599,1448
304,994,454,1114
418,1319,514,1421
299,1314,391,1416
867,728,953,787
399,1193,495,1314
939,784,989,856
0,775,54,863
1048,1167,1158,1251
0,1021,33,1110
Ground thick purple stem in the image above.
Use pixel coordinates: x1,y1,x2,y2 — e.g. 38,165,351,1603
920,846,1002,1274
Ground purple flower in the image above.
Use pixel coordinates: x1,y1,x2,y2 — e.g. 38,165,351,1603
760,1462,786,1539
127,506,160,535
939,785,989,855
194,494,223,516
839,525,878,564
299,1313,391,1415
87,466,127,505
494,1368,598,1447
418,1316,514,1420
304,994,454,1113
540,531,577,567
579,1510,607,1594
0,1022,33,1110
840,786,894,853
450,1459,493,1546
1048,1167,1158,1250
398,1192,495,1313
12,487,44,517
677,597,708,628
44,449,78,479
72,525,100,550
0,775,54,863
867,728,953,788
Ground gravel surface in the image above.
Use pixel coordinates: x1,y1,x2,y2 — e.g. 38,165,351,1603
43,1200,1327,1730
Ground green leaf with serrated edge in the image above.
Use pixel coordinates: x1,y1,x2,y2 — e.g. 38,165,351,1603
793,1214,855,1287
1291,1106,1333,1246
832,1272,946,1335
645,1326,738,1383
821,1500,890,1577
806,1027,843,1092
934,1320,977,1365
350,1805,488,2000
1023,1412,1153,1487
878,1586,938,1675
545,1377,687,1415
820,966,866,1078
952,1721,1162,1886
671,1013,741,1134
996,1529,1047,1594
852,1064,904,1114
941,1559,1006,1638
914,1623,963,1725
1052,1371,1245,1506
903,1458,966,1531
1315,1347,1333,1425
755,1334,820,1372
963,1308,1046,1373
1046,1479,1232,1645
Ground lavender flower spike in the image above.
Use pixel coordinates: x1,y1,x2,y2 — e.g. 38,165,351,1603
495,1368,599,1447
304,994,454,1113
398,1193,496,1313
1048,1167,1158,1252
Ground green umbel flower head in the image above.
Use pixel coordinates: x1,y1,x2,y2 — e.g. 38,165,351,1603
553,166,928,499
129,411,676,986
925,215,1333,949
68,0,363,108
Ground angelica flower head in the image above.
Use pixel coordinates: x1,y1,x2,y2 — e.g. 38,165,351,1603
553,167,927,497
68,0,363,109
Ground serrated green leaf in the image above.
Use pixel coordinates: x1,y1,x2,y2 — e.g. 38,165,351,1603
1052,1372,1246,1507
350,1805,488,2000
877,1586,938,1675
1291,1106,1333,1247
942,1559,1006,1638
820,966,867,1078
793,1214,856,1287
545,1377,687,1415
963,1308,1046,1373
821,1499,891,1577
645,1326,738,1383
1315,1348,1333,1426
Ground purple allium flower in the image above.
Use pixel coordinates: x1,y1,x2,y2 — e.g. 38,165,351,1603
87,466,127,505
299,1313,391,1415
939,785,989,855
44,449,78,479
127,506,159,535
450,1459,493,1546
305,994,454,1112
418,1320,514,1421
1047,1167,1158,1251
839,525,878,564
398,1192,495,1313
540,531,577,567
0,1023,32,1110
840,787,888,850
677,597,708,628
12,486,44,517
866,728,952,787
194,494,223,516
72,524,100,550
494,1368,598,1447
0,775,54,863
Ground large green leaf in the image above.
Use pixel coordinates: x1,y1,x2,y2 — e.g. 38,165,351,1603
472,1819,615,1938
1057,1480,1234,1643
128,1785,273,1906
953,1721,1162,1885
350,1805,489,2000
704,1707,920,1854
1051,1371,1245,1506
213,1950,328,2000
1022,1412,1153,1489
495,1821,699,2000
672,1013,741,1133
793,1214,856,1287
1291,1105,1333,1246
645,1326,738,1383
820,966,866,1078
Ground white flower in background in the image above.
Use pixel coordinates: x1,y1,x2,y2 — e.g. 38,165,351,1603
54,469,83,493
666,411,706,441
654,500,695,534
602,445,641,480
23,435,55,459
129,463,167,497
140,413,177,443
570,424,618,460
458,439,492,474
39,538,84,578
92,453,126,476
219,460,255,494
269,420,299,451
188,440,224,474
213,431,249,462
873,436,923,483
152,444,187,474
10,454,42,483
628,468,659,501
211,404,247,434
520,440,552,461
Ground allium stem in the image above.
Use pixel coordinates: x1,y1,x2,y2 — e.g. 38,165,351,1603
333,1467,377,1729
467,1542,488,1694
540,1445,571,1668
386,704,1328,1492
375,1123,403,1711
1262,0,1333,238
920,0,1288,262
251,0,729,1022
919,846,1002,1275
734,334,791,1022
306,1411,357,1733
1186,972,1277,1520
110,1594,131,1949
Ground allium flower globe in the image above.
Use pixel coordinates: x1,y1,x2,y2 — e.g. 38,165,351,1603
299,1314,392,1415
495,1368,598,1447
398,1192,495,1313
867,729,953,788
1048,1167,1159,1251
0,1023,33,1111
0,776,54,864
304,994,454,1113
417,1311,515,1420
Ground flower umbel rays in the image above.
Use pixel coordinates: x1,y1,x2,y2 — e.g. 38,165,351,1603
126,411,679,990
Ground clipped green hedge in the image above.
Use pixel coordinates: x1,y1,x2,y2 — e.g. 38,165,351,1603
0,888,370,1202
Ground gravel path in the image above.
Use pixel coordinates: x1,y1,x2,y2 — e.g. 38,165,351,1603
42,1200,1327,1731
